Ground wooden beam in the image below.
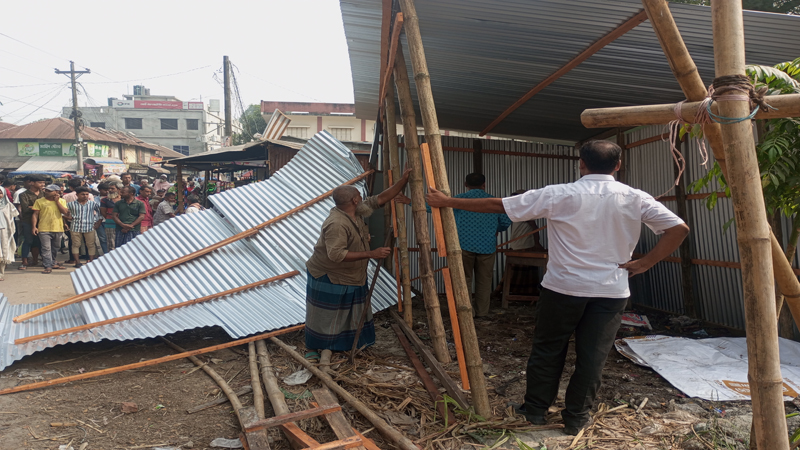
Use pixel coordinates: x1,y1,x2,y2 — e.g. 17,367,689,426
312,389,367,450
0,325,305,396
244,405,343,433
626,133,669,149
15,271,300,345
581,93,800,128
480,10,648,136
13,171,374,323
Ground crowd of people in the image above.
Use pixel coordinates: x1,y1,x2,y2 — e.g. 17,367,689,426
2,172,208,275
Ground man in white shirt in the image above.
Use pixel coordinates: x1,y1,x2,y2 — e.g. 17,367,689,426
427,140,689,435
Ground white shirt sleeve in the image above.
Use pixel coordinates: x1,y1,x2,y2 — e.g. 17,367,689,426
640,195,685,234
501,188,553,222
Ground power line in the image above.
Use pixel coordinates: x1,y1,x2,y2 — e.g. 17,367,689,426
0,83,69,117
0,66,55,83
83,65,213,85
13,85,70,124
0,32,69,63
0,82,62,89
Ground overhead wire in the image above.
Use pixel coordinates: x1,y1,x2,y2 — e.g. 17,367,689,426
13,85,70,124
0,32,70,63
0,83,69,118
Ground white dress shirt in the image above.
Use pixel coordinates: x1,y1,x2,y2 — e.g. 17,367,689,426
502,174,684,298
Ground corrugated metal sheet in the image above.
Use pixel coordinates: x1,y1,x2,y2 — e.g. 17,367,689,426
0,131,397,372
340,0,800,142
16,156,79,173
264,109,292,140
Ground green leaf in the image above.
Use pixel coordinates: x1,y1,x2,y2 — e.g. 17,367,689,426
723,218,736,234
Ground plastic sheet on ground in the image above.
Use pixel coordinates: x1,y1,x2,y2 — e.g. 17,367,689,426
615,335,800,401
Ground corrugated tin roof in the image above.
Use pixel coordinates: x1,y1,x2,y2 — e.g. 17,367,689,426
0,118,176,155
340,0,800,142
0,122,16,132
0,131,397,371
15,156,79,173
169,138,304,164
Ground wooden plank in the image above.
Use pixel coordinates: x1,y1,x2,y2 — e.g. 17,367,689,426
419,143,446,257
441,268,469,390
14,170,375,323
626,133,669,149
244,405,342,433
240,406,272,450
16,271,300,345
187,386,253,414
0,324,305,396
351,429,381,450
391,324,456,424
300,436,363,450
312,388,367,450
480,10,648,136
280,423,321,449
389,310,470,410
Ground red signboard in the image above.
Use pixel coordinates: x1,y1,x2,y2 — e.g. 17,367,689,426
134,100,183,109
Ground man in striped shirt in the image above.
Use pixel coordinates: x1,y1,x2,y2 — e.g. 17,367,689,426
67,186,102,268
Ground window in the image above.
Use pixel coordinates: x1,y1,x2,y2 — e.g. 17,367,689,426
329,127,352,141
90,122,106,128
186,119,199,131
285,126,309,139
124,118,142,129
161,119,178,130
173,145,190,156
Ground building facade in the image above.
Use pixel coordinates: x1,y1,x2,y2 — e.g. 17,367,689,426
62,85,225,156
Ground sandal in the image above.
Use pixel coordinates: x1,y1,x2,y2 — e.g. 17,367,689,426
52,265,66,270
18,265,27,270
42,268,52,274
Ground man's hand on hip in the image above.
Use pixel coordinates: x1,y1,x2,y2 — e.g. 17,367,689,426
619,259,651,277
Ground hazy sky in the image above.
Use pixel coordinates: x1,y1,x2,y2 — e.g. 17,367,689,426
0,0,354,125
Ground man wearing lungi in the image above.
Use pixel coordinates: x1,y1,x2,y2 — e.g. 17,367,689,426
305,168,412,352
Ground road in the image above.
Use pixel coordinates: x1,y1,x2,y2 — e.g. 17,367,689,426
2,254,78,305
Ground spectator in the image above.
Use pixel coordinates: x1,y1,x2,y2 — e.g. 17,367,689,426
63,178,93,264
185,195,204,214
153,174,171,192
32,184,70,274
2,179,16,203
0,181,17,280
139,177,151,191
112,185,145,247
95,182,109,255
18,175,45,269
120,173,140,196
151,189,166,210
153,192,177,226
136,186,154,232
100,182,122,253
67,186,101,268
13,176,28,207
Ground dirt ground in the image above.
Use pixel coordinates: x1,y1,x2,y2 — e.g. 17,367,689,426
0,294,798,450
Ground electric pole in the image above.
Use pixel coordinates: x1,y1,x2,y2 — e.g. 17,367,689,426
55,61,90,173
223,56,232,143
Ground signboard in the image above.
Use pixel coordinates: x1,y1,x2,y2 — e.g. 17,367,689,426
112,99,134,108
18,142,108,157
186,102,204,110
150,156,163,163
134,100,183,109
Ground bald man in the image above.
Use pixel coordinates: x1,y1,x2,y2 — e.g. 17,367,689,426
305,168,411,353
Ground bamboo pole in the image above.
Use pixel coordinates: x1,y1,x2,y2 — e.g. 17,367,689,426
248,342,266,419
393,45,451,364
397,0,491,418
581,93,800,128
382,124,393,271
14,171,373,323
270,337,419,450
385,75,414,326
0,325,304,396
711,2,787,448
15,271,300,345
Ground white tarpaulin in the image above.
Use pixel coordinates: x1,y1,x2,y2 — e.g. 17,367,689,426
615,335,800,401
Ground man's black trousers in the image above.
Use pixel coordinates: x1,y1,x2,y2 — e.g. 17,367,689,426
523,288,627,427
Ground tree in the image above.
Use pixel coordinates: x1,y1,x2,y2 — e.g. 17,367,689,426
232,104,267,146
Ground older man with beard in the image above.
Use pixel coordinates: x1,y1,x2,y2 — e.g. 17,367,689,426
304,168,411,354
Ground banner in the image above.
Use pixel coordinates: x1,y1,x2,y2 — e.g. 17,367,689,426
18,142,108,157
149,156,163,163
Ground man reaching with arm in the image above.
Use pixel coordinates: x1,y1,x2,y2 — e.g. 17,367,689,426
304,168,412,354
427,140,689,436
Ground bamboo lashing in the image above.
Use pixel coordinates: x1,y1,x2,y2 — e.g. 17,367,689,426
13,171,374,323
398,0,491,417
393,44,451,364
0,325,304,396
419,143,447,257
15,271,300,345
496,225,547,249
441,267,469,390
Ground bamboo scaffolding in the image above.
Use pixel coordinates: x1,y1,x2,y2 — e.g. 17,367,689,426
270,337,419,450
384,77,414,326
392,45,451,364
398,0,491,418
14,171,373,323
711,2,787,448
15,271,300,345
248,342,266,419
0,325,304,396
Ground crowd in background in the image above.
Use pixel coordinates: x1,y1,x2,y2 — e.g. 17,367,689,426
1,172,210,275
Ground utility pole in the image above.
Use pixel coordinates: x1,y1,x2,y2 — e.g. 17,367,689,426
223,56,232,143
55,61,90,173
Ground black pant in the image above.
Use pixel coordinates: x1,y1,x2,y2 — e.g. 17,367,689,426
523,288,627,427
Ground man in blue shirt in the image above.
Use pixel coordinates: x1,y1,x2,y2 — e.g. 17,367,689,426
450,173,511,319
